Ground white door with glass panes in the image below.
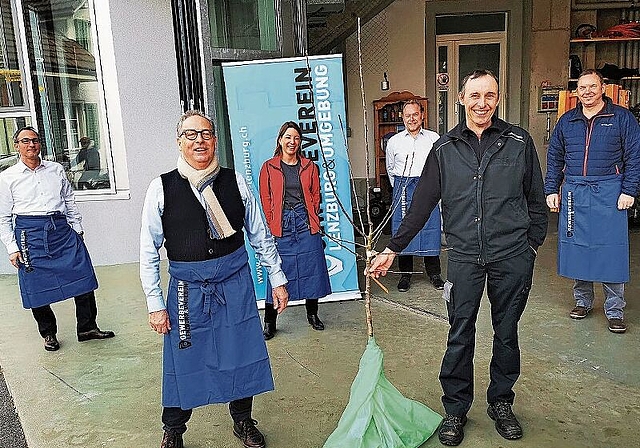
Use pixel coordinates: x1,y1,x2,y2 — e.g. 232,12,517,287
435,13,507,135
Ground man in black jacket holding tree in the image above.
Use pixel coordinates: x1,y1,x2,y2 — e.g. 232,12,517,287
369,70,547,446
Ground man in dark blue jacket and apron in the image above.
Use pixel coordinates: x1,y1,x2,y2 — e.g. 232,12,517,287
0,126,114,352
140,110,289,448
545,69,640,334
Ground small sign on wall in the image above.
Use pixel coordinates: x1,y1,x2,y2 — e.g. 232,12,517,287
436,73,450,91
538,85,563,112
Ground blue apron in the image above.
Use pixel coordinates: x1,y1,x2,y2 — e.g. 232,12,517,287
163,246,274,410
558,174,629,283
265,204,331,302
391,177,441,256
14,214,98,309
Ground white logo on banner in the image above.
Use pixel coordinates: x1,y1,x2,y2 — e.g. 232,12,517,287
326,255,343,276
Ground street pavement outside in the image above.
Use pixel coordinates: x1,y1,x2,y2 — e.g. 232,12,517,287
0,226,639,447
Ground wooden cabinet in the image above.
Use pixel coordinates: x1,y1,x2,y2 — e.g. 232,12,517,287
373,91,428,199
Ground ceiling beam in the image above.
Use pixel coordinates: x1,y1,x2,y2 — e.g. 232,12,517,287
308,0,395,54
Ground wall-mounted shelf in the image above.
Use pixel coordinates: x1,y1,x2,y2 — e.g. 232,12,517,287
570,37,640,43
569,76,640,81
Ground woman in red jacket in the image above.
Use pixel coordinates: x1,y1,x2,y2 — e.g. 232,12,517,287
259,121,332,340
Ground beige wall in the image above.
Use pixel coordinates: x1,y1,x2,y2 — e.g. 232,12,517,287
345,0,426,180
345,0,574,180
529,0,572,172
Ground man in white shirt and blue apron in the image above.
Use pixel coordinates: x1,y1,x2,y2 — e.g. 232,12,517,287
0,126,114,352
386,100,444,292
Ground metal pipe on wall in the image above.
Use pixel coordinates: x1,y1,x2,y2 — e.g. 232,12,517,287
619,9,626,67
617,8,640,109
171,0,204,112
633,11,639,107
631,10,640,68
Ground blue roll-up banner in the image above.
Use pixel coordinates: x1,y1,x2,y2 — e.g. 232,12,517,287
222,55,360,306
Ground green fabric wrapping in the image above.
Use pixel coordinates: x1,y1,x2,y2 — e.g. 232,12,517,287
323,337,442,448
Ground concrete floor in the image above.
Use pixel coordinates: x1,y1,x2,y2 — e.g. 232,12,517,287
0,226,639,448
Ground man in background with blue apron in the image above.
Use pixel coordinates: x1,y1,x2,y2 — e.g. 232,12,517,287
545,69,640,334
0,126,114,352
386,99,444,292
140,110,289,448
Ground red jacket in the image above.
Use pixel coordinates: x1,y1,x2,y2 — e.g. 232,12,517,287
259,155,321,237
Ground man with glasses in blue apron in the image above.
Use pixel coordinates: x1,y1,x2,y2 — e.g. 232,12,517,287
140,110,288,448
0,126,114,352
545,69,640,334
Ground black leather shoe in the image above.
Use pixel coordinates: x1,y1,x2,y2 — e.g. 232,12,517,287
160,430,183,448
77,328,115,342
438,414,467,446
263,322,276,340
233,418,266,448
429,274,445,290
44,334,60,352
487,401,523,440
397,275,411,292
307,314,325,331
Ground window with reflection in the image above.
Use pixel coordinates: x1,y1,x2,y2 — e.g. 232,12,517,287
21,0,111,191
209,0,277,51
0,116,30,161
0,0,25,109
1,0,29,172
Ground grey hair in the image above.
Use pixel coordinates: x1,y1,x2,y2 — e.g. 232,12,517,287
176,110,215,137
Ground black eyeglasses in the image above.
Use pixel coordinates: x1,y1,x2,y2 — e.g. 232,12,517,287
17,138,40,145
179,129,214,140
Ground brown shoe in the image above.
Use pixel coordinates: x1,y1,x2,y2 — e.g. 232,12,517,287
160,430,183,448
233,418,265,448
569,306,590,319
608,318,627,334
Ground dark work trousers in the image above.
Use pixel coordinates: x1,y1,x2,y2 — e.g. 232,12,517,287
398,255,441,277
439,249,535,416
30,291,98,337
162,396,253,434
264,299,319,324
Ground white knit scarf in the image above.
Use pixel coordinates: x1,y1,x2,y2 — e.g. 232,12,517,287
177,153,236,239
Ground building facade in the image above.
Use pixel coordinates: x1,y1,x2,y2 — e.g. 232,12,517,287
1,0,633,273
